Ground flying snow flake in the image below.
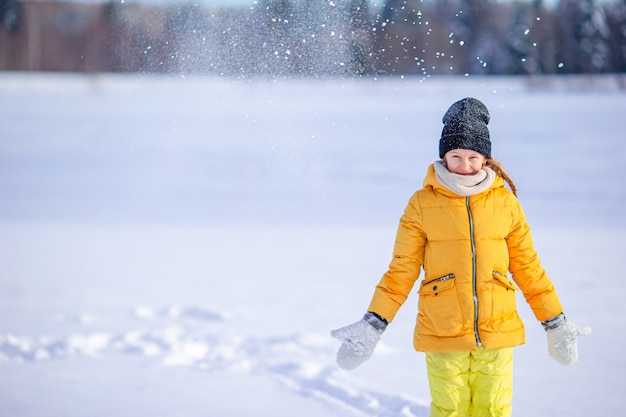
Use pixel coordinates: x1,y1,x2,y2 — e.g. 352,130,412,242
135,307,156,320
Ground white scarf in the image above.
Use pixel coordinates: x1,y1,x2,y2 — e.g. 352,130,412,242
434,160,496,197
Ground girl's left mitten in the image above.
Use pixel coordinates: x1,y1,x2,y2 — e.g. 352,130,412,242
543,313,591,366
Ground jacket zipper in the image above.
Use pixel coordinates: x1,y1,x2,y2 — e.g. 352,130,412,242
466,196,482,347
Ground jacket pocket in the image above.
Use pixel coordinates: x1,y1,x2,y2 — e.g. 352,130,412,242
493,270,519,291
491,270,518,325
420,273,455,295
417,274,463,336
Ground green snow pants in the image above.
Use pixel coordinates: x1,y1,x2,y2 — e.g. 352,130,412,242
425,347,514,417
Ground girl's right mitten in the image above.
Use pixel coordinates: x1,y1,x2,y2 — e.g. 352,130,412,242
330,312,387,370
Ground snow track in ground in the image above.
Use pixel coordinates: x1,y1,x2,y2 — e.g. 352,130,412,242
0,305,429,417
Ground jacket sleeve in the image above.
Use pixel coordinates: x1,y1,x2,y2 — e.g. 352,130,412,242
506,199,563,321
367,192,426,322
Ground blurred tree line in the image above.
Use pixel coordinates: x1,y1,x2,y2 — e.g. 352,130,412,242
0,0,624,76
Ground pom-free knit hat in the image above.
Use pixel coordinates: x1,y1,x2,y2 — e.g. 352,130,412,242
439,97,492,159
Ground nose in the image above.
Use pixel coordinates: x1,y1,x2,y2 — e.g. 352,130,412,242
458,159,473,174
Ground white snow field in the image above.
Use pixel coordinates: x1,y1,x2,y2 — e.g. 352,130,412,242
0,73,624,417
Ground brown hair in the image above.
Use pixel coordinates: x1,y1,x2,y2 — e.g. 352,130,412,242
485,158,517,197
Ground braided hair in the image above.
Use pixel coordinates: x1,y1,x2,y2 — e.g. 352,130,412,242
485,158,517,197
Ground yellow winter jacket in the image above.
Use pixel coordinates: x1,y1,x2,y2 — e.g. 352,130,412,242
368,164,563,352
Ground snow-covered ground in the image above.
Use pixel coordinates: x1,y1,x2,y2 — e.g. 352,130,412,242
0,73,624,417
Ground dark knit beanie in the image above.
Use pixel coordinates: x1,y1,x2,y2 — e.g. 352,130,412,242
439,97,491,159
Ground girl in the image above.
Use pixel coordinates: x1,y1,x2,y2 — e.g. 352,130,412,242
331,97,591,417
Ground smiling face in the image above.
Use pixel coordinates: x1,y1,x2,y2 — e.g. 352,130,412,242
443,149,487,175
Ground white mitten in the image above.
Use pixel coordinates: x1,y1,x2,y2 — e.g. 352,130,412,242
330,312,387,370
544,314,591,366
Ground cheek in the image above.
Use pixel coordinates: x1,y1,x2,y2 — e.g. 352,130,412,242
472,160,484,170
445,159,458,170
